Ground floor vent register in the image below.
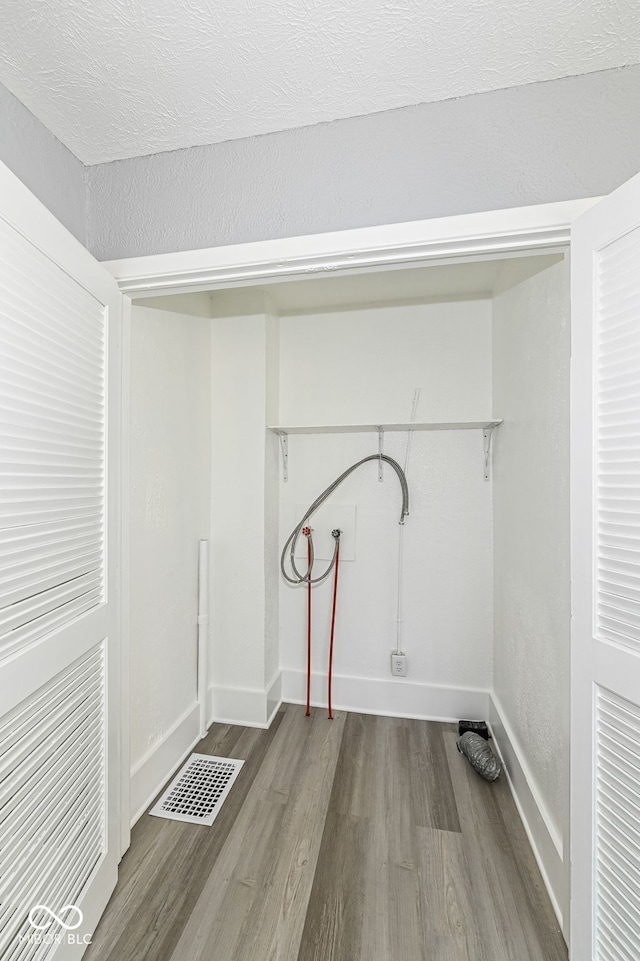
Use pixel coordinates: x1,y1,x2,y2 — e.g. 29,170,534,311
150,753,244,825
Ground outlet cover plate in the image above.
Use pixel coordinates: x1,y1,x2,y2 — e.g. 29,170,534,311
391,653,407,677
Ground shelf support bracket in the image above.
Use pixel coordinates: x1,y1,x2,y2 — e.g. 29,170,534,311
483,428,493,482
377,427,384,482
278,431,288,483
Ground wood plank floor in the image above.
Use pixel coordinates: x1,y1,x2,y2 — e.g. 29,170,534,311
86,705,568,961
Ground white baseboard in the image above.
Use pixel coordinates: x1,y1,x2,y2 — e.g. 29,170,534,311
489,694,568,939
207,684,266,728
203,670,484,729
207,672,283,729
129,701,201,827
266,671,283,726
281,668,490,722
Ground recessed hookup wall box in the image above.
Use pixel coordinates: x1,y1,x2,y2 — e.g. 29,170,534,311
292,504,356,562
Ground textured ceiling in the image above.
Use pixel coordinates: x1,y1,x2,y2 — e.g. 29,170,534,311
1,0,639,165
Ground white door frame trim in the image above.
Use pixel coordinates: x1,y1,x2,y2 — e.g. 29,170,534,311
106,197,596,834
104,199,599,295
105,195,597,860
119,294,132,856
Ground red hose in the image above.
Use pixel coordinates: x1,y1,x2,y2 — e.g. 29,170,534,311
327,539,340,720
305,531,312,716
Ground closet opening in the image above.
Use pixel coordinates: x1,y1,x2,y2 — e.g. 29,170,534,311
98,248,570,961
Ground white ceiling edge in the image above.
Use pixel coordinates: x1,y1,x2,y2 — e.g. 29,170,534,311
1,0,639,165
79,63,640,167
45,62,640,167
30,61,640,167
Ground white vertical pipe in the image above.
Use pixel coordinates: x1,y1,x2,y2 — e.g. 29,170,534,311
396,388,420,654
198,539,209,738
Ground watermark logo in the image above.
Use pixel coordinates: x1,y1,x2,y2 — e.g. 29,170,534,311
28,904,83,931
19,904,91,947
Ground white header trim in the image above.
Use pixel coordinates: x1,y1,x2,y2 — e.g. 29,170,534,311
104,199,599,296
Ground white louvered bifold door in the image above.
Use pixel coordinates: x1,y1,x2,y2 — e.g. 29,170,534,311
572,170,640,960
0,162,122,960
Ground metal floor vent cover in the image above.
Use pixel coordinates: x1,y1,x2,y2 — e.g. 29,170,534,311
150,753,244,826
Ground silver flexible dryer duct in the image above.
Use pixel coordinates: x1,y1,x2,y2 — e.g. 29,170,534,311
457,731,502,781
280,453,410,585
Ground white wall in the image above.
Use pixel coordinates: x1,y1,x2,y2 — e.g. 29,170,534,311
209,291,280,725
491,258,571,932
87,65,640,260
279,300,494,719
280,300,493,425
129,304,211,819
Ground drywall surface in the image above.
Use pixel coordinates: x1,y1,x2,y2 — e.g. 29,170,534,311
279,300,493,424
87,66,640,260
129,305,211,769
210,292,280,718
279,299,494,711
135,292,212,317
0,80,86,244
492,260,570,905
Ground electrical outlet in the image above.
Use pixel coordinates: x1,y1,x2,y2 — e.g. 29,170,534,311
391,653,407,677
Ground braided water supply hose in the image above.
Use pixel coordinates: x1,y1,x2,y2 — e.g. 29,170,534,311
280,453,410,586
282,453,410,718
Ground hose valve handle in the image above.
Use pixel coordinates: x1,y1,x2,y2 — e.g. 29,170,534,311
302,526,312,537
331,529,342,539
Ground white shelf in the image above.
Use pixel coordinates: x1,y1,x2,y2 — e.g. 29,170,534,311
268,421,502,435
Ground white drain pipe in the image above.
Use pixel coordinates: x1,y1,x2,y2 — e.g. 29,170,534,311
395,387,420,655
198,539,209,739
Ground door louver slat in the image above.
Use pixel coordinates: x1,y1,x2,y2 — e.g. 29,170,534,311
0,653,100,755
0,214,105,664
0,308,103,382
0,532,104,573
0,243,105,321
0,688,103,789
0,644,105,960
596,231,640,655
0,258,105,351
595,688,640,960
1,736,102,866
0,337,101,395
